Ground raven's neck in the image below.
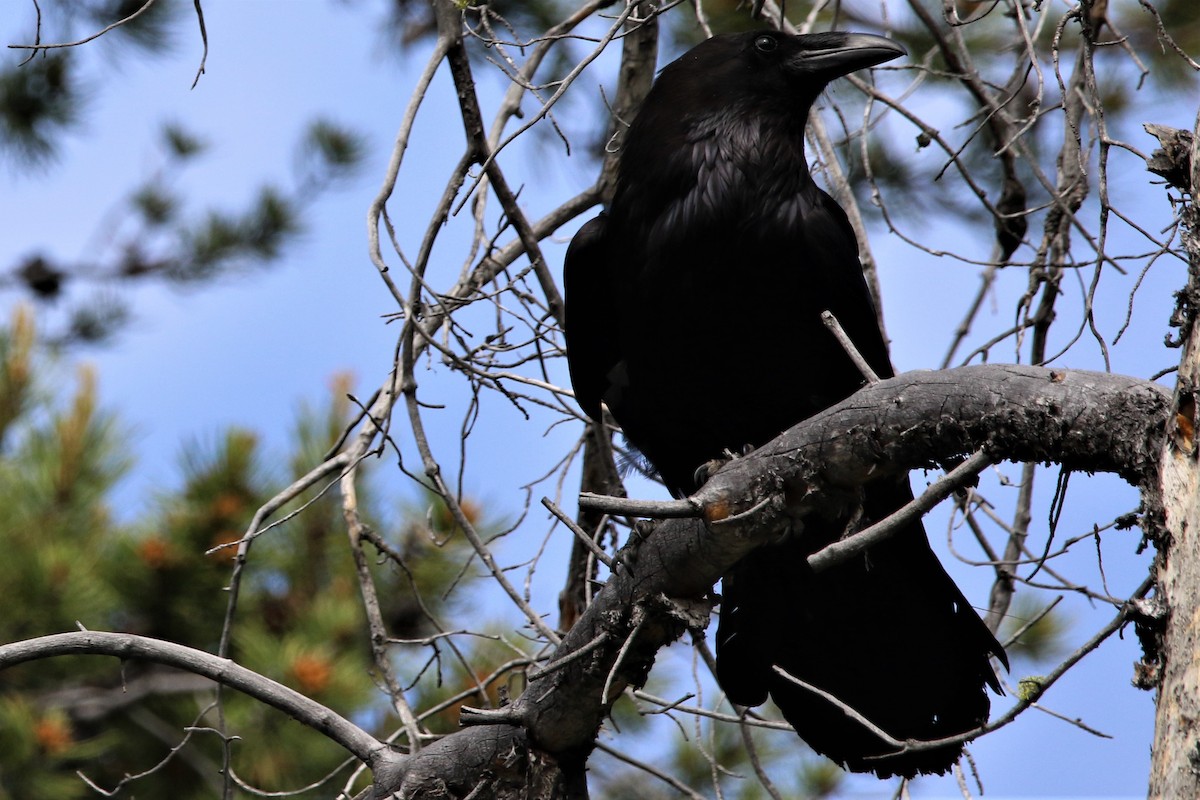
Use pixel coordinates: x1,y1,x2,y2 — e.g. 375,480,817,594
689,105,814,192
666,107,820,239
611,104,821,250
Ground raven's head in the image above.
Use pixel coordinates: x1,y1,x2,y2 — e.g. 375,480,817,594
761,30,906,83
658,30,906,109
612,30,906,245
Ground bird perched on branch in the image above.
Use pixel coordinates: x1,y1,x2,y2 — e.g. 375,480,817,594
563,30,1007,778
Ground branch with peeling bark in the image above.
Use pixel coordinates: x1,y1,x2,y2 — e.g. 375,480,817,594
394,364,1166,795
1146,111,1200,799
394,365,1168,794
0,365,1169,797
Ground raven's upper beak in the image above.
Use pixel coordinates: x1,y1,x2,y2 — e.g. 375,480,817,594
793,32,907,80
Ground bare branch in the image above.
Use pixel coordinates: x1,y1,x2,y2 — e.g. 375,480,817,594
0,632,389,767
822,309,882,384
9,0,161,51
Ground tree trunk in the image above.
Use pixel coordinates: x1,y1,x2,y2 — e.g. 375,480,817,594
1147,111,1200,799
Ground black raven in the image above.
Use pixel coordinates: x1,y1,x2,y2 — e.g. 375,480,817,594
563,30,1007,777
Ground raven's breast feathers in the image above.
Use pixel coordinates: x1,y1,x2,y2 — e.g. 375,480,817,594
619,105,816,254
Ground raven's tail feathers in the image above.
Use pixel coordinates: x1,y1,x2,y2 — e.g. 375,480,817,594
715,478,1006,778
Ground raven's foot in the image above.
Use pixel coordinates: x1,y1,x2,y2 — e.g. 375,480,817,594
692,444,755,488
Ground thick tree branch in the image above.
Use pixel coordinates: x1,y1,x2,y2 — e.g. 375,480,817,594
1147,111,1200,799
693,365,1167,524
514,364,1167,759
0,364,1169,798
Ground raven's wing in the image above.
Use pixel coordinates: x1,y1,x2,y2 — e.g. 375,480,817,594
801,187,895,381
563,213,620,423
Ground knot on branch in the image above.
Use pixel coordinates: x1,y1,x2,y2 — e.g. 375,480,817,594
1129,595,1167,690
1145,123,1194,193
379,725,586,800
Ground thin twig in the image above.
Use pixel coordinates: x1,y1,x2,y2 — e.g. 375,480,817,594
577,492,698,518
808,451,994,573
9,0,160,51
542,496,615,568
821,310,881,383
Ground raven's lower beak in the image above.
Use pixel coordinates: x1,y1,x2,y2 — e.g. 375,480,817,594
792,32,907,80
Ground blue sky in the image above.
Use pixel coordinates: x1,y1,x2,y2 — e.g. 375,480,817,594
4,1,1192,797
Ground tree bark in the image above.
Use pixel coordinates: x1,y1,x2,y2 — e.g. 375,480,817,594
0,366,1171,799
1147,112,1200,799
515,365,1167,756
389,365,1169,797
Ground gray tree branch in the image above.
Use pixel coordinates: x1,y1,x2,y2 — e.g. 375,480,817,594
1146,112,1200,798
0,365,1169,799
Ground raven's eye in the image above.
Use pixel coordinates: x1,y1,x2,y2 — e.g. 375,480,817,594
754,35,777,53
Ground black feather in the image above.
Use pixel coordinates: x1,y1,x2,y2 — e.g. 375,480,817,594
564,31,1006,778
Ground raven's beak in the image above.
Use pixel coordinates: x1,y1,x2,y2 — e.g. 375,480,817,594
793,33,907,79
